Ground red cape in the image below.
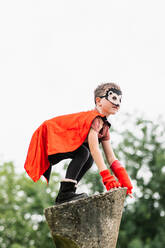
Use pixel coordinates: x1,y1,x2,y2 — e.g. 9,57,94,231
24,109,104,182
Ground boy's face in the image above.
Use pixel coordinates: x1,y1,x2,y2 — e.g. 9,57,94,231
96,88,122,116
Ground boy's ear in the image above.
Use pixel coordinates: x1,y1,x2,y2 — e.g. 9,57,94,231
95,97,101,104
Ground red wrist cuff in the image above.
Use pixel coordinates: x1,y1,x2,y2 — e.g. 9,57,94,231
111,160,123,171
100,169,111,177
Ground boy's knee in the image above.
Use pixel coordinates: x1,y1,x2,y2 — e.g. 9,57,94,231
78,145,90,161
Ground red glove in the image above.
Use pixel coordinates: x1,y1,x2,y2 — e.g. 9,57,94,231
100,169,121,191
111,160,133,195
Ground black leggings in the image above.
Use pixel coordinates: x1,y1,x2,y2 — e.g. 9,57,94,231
48,143,94,182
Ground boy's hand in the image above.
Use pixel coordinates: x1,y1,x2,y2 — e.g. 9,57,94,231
116,167,133,194
100,169,121,191
111,160,133,195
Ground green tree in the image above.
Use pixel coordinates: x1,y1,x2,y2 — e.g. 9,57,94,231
0,162,60,248
114,115,165,248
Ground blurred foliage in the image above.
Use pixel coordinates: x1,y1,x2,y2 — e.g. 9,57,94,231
116,115,165,248
1,114,165,247
0,162,60,248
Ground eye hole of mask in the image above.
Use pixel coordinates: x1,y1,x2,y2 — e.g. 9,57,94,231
112,96,117,101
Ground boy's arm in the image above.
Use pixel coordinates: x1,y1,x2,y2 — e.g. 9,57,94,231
88,128,120,190
102,139,133,195
88,128,107,172
101,139,117,165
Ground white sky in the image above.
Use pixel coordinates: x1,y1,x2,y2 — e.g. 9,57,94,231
0,0,165,171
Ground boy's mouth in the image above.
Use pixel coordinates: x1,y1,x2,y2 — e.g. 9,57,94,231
112,104,119,110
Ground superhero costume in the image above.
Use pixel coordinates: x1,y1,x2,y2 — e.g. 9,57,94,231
24,87,133,202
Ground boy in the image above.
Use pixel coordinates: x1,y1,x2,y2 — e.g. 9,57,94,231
24,82,133,204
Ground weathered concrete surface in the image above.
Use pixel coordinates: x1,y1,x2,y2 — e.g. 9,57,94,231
44,188,126,248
